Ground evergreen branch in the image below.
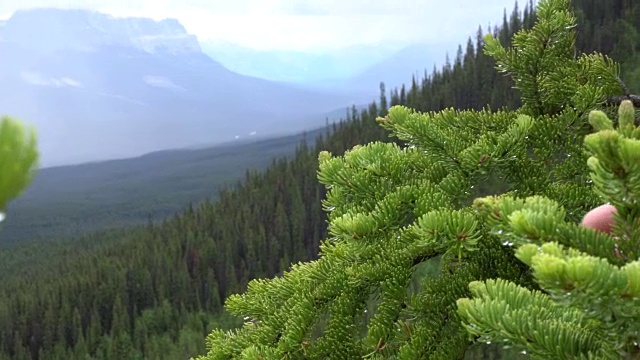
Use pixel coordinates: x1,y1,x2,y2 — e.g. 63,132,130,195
0,117,39,212
461,100,640,357
195,1,640,359
457,279,618,359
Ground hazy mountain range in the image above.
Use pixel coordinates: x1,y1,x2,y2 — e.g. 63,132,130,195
0,8,442,167
202,40,448,96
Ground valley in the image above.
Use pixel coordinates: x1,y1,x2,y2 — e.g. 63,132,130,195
1,128,326,243
0,0,638,359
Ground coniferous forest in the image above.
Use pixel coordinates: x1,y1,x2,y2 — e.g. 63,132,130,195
0,0,639,359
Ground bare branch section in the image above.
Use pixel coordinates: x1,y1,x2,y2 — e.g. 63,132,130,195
616,77,631,96
606,95,640,108
606,77,640,107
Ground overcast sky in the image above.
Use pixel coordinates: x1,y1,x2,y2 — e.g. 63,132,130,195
0,0,521,52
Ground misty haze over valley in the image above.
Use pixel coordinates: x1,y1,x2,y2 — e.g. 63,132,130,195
0,3,510,167
0,0,519,244
0,9,353,166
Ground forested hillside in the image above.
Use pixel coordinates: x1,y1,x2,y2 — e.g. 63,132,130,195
1,0,638,359
573,0,640,93
1,129,324,243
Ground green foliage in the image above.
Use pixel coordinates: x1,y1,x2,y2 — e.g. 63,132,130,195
194,0,635,358
0,116,38,213
457,100,640,358
0,99,393,360
2,0,640,359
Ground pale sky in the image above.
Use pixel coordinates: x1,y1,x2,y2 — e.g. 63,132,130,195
0,0,521,52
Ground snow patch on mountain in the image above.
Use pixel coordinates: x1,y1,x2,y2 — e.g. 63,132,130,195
143,75,186,92
2,8,201,55
20,71,84,88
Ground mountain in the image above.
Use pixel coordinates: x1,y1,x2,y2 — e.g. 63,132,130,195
200,40,407,84
344,42,450,92
0,105,362,242
296,42,450,100
0,8,202,55
1,127,328,243
0,8,353,166
238,42,450,101
201,40,449,101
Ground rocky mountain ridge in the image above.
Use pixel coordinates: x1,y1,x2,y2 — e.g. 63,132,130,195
0,8,352,167
0,8,201,54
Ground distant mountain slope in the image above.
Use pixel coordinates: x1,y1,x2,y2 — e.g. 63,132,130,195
0,8,202,54
200,40,405,84
2,127,327,243
273,42,449,101
0,8,352,166
202,40,449,101
345,42,449,92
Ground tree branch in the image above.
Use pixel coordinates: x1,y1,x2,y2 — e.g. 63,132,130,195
606,94,640,108
616,77,631,97
605,76,640,107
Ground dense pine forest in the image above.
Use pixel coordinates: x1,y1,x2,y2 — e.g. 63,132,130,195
0,0,639,359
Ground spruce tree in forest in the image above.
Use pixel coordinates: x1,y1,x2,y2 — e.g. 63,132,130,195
194,0,639,359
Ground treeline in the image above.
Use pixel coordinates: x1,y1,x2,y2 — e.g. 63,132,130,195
1,0,638,359
573,0,640,92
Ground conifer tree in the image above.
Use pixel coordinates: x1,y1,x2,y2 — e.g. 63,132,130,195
194,0,637,359
456,102,640,359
